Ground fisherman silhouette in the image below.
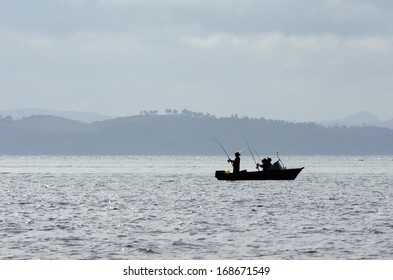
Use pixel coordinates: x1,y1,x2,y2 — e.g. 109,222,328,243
261,157,272,171
228,152,241,173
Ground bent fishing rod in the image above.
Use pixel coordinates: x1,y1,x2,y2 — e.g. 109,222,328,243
253,147,262,162
245,138,260,170
212,138,231,161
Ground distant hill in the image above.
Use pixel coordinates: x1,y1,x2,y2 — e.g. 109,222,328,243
0,109,112,123
380,118,393,130
1,112,393,155
319,111,393,129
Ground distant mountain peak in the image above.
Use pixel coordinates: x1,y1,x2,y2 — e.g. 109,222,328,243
319,111,383,127
340,111,381,125
0,108,112,123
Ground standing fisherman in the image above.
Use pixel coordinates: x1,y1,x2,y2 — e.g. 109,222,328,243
228,152,241,173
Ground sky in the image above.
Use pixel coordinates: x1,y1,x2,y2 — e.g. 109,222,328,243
1,0,393,122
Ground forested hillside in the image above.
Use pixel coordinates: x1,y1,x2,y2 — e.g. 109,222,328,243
1,112,393,155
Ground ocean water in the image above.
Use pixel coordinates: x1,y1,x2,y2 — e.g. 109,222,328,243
0,155,392,260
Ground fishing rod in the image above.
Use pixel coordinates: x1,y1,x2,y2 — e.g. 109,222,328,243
245,138,259,170
276,152,286,169
212,138,230,161
253,147,262,162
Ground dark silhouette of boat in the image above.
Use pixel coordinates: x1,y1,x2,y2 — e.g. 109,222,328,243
215,167,304,181
213,138,303,181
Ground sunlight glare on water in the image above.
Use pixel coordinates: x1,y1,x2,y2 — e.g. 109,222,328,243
1,156,392,259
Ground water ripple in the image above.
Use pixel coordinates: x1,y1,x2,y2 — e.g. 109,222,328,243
1,155,393,259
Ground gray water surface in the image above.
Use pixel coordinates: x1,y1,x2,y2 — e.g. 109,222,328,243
1,156,392,259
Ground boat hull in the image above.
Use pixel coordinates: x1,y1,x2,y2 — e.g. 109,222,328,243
215,167,304,181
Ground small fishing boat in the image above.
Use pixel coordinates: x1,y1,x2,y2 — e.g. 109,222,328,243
213,138,303,181
215,167,304,181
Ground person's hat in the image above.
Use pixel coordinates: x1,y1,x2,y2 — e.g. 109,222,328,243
235,152,240,156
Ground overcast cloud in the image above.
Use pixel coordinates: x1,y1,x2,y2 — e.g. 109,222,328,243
1,0,393,121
